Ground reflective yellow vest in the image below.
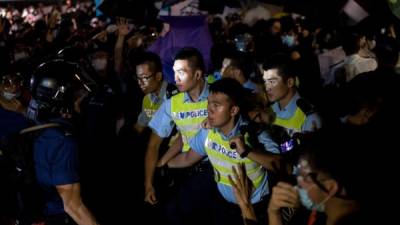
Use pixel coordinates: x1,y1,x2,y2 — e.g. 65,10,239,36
274,107,306,133
204,129,266,188
142,94,162,119
171,93,208,152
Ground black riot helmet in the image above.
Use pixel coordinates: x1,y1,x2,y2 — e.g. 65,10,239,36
30,59,92,121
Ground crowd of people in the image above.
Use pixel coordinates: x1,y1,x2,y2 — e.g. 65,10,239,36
1,0,399,225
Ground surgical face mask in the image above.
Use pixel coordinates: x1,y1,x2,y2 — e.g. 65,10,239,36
2,91,17,100
367,40,376,50
282,35,296,48
14,51,28,61
297,187,325,212
92,58,107,71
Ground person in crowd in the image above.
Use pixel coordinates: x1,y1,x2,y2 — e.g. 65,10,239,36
31,59,99,225
230,127,371,225
144,47,213,225
167,78,281,225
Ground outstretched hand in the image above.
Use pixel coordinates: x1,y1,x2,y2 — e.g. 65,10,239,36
229,163,257,221
116,17,130,37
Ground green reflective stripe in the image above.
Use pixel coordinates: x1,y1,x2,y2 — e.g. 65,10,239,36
143,94,162,118
205,130,265,188
274,107,306,132
171,93,208,152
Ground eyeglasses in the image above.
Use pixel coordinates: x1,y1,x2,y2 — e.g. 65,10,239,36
293,162,329,193
135,74,154,82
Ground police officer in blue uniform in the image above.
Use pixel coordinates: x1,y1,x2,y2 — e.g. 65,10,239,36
31,60,100,225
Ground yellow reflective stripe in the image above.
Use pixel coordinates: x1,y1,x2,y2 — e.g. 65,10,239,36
274,107,306,132
171,92,208,153
205,130,265,188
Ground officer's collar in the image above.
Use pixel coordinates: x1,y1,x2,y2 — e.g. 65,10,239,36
273,91,300,112
214,116,245,140
183,80,209,103
150,81,168,102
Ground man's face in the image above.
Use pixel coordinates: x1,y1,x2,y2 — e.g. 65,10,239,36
136,64,160,94
173,59,198,92
263,69,290,103
207,92,235,128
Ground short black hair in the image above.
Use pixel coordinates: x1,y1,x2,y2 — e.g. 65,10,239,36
299,127,371,201
209,78,251,114
263,53,296,81
174,47,205,73
136,51,163,74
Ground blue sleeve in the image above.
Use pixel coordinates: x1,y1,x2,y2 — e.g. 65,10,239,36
189,128,208,156
302,113,322,132
257,131,280,154
51,136,80,185
148,99,174,138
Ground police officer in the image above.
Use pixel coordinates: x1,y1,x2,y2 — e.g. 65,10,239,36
144,47,215,225
167,78,278,225
31,60,100,225
262,54,322,137
134,52,168,134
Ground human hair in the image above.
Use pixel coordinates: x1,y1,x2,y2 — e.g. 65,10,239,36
174,47,205,74
263,53,296,82
224,50,252,79
341,32,363,56
209,78,252,115
136,51,162,74
299,127,369,201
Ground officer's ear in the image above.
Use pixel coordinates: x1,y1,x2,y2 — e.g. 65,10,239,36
194,70,202,80
230,105,240,117
287,77,295,88
155,72,163,82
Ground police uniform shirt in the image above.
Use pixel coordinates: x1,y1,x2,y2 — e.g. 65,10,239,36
243,79,260,93
271,92,322,135
148,81,209,139
33,120,79,215
189,117,270,204
137,81,168,127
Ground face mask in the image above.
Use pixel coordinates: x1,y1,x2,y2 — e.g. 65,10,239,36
297,187,325,212
14,52,28,61
367,40,376,50
282,35,296,48
2,91,17,100
92,58,107,71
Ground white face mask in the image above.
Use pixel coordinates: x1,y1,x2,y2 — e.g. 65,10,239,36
297,187,326,212
2,91,17,101
92,58,107,71
14,52,28,61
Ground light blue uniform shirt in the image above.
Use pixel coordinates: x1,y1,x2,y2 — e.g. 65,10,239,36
271,92,322,136
243,79,260,93
148,81,209,138
137,81,168,127
189,117,270,204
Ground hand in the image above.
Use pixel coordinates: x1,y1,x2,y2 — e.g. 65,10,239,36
116,17,130,37
229,136,246,155
268,182,300,214
144,185,158,205
228,163,256,220
201,118,212,129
